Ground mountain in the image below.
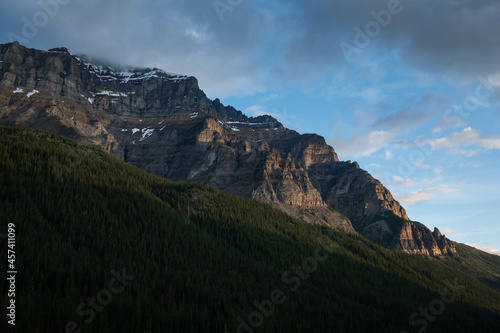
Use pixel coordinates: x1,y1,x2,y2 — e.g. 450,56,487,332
1,126,499,332
0,41,454,255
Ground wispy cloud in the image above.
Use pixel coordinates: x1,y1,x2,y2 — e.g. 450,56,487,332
384,150,394,160
332,125,500,160
373,92,446,131
395,127,500,156
393,176,443,188
330,130,396,158
432,127,500,153
244,105,297,127
397,184,459,205
466,243,500,256
367,163,383,169
443,226,456,237
331,84,383,103
259,93,280,102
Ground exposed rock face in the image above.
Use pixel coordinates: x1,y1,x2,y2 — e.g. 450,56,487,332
0,42,457,254
308,159,409,220
394,224,457,256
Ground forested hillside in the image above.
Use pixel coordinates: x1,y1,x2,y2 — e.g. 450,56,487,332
0,126,499,332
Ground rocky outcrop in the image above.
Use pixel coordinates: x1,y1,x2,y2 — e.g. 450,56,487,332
0,85,120,153
270,134,408,223
0,42,458,254
309,160,408,220
270,203,353,233
393,224,457,256
252,149,326,207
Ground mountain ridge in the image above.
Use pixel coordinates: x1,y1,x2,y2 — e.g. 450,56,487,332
0,41,456,255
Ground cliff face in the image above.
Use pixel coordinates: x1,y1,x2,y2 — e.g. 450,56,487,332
394,224,457,256
0,42,457,254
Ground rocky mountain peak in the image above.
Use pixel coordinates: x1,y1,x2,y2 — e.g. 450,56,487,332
0,42,457,255
48,47,70,54
72,53,190,86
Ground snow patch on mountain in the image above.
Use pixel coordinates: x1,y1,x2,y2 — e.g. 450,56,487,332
73,55,188,84
27,90,39,98
96,90,129,97
140,128,154,141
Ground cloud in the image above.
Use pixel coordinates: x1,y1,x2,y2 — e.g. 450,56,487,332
244,105,296,127
331,126,500,161
330,130,395,158
372,92,446,131
393,175,404,183
397,184,459,205
442,226,456,237
367,163,383,169
4,0,500,98
1,0,276,97
392,176,418,188
332,84,383,102
260,93,280,102
403,179,418,188
434,168,443,175
392,176,442,188
466,243,500,256
396,127,500,156
433,127,500,153
433,116,468,133
245,105,268,118
284,0,500,83
459,162,482,169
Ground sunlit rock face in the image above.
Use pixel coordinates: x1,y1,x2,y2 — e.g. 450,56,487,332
0,42,457,254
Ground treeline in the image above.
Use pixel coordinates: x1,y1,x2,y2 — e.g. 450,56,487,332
0,126,499,332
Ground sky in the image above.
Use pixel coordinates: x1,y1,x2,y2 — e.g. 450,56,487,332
1,0,499,254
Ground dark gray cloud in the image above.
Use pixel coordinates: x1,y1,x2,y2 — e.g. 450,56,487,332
1,0,276,96
284,0,500,81
1,0,500,96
